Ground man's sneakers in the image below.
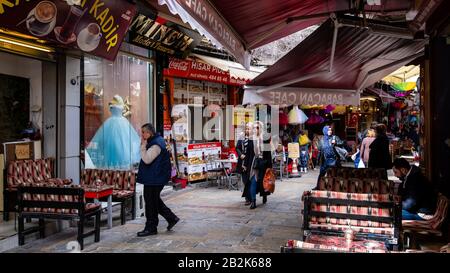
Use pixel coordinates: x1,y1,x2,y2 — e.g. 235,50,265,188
137,229,157,237
167,217,180,231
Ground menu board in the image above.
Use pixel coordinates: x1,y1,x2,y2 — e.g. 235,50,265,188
170,79,227,107
173,78,188,105
186,142,221,181
208,82,227,107
288,143,300,159
188,80,207,105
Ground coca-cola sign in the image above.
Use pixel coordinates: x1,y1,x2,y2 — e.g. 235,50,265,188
164,57,230,85
169,59,189,71
164,57,251,86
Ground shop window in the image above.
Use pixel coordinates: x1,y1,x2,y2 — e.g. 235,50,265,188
83,51,154,170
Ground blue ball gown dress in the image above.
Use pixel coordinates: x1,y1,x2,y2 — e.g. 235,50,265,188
87,105,141,169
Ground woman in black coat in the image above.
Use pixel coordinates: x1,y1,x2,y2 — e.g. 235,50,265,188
236,123,255,205
249,121,272,209
368,124,392,170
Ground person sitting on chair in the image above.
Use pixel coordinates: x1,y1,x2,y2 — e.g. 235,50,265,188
392,158,436,220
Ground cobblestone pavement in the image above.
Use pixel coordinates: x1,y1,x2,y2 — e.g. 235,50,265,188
5,170,318,253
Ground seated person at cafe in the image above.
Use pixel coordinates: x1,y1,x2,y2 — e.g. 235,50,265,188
392,158,436,220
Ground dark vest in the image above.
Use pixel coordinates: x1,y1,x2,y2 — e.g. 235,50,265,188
137,135,171,186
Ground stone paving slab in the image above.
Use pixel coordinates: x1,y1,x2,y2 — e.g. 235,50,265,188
5,170,318,253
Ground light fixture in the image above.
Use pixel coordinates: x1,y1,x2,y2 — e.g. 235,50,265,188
360,97,377,101
366,0,381,5
0,35,54,53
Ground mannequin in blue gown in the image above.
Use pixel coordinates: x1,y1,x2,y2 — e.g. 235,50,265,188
87,95,141,169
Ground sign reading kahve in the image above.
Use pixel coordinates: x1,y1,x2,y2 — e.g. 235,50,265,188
128,13,200,58
242,87,360,106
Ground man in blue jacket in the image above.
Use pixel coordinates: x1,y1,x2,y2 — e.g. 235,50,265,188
137,123,179,237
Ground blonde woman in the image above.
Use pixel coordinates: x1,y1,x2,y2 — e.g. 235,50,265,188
248,121,272,209
360,129,376,166
236,122,254,205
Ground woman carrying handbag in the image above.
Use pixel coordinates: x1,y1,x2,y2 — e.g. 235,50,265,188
236,122,255,205
248,121,273,209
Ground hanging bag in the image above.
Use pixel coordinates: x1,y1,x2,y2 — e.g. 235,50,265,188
263,168,276,193
358,159,366,169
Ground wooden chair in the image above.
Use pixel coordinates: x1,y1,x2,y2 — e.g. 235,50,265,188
272,146,286,181
402,193,449,249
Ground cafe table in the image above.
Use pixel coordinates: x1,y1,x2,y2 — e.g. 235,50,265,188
83,185,114,229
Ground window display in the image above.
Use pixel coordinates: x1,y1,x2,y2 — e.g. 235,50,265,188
83,48,154,170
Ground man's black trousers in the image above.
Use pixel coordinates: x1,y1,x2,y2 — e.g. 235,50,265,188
143,185,177,231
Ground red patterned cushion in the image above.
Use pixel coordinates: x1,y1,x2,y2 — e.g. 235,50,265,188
309,223,394,235
113,190,134,198
46,178,73,185
31,159,45,182
85,203,101,213
111,171,125,190
80,169,93,186
348,179,364,193
332,177,349,192
310,190,395,202
122,171,136,191
89,170,103,185
317,177,334,191
40,158,53,180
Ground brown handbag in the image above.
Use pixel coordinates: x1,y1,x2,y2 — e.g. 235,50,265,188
263,168,276,193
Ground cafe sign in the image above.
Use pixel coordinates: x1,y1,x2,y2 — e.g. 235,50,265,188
243,87,361,106
0,0,136,61
128,13,200,58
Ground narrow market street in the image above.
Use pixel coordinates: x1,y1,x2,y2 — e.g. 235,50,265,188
6,172,317,253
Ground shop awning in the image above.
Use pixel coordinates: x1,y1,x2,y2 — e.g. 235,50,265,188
191,54,266,85
365,87,397,104
243,17,425,106
382,65,420,84
155,0,414,69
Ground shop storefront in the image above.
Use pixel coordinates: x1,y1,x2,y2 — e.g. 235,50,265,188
0,0,137,231
0,32,58,215
82,44,156,170
163,57,248,182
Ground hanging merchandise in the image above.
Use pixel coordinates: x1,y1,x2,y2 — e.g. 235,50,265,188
333,105,347,114
288,105,308,125
324,104,336,114
279,109,289,126
392,82,416,92
391,101,407,110
305,110,324,125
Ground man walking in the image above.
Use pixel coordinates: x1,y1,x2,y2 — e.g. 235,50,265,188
137,123,179,236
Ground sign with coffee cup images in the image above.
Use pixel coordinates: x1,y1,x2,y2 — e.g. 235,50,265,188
0,0,136,61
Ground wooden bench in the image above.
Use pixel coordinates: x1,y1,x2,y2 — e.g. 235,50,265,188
17,184,101,250
302,190,402,249
3,158,72,221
